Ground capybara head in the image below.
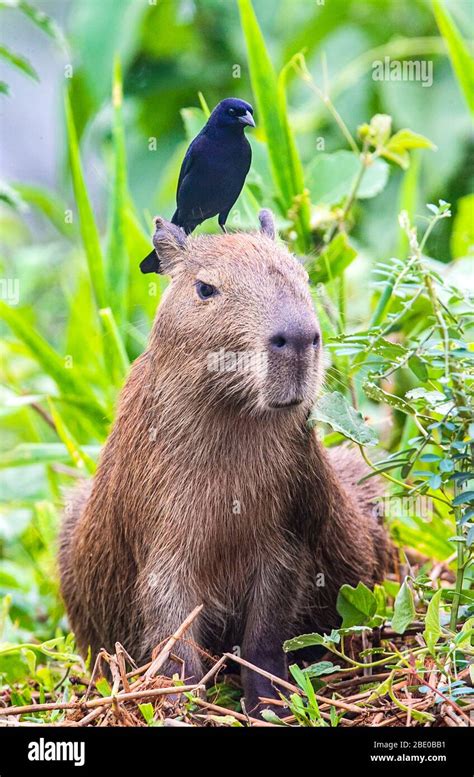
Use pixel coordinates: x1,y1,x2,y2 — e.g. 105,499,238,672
148,210,323,415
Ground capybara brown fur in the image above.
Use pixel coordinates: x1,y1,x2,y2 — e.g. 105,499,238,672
59,210,389,714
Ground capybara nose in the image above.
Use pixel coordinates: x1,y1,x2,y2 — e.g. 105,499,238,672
269,324,320,355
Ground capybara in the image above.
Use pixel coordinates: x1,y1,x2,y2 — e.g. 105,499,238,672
59,210,388,713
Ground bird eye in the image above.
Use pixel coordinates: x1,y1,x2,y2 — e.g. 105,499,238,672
228,107,236,116
196,281,217,300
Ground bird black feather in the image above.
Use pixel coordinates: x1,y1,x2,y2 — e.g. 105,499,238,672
140,97,255,273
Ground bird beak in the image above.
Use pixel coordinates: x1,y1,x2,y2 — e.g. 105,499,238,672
239,110,255,128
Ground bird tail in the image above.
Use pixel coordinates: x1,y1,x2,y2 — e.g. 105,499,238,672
140,210,183,273
139,249,160,274
171,209,195,234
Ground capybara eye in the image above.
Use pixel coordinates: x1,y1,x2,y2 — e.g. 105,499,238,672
196,281,216,300
313,332,320,347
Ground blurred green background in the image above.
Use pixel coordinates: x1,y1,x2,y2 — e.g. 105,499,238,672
0,0,472,648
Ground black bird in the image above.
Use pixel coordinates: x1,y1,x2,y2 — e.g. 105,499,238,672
140,98,255,273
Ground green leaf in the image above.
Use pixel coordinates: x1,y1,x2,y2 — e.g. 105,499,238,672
0,179,28,211
47,399,96,474
453,491,474,506
0,300,108,423
98,307,130,386
95,677,111,697
304,661,341,677
283,631,341,653
64,90,108,311
361,113,392,147
365,381,414,415
289,664,322,721
423,589,442,654
277,57,312,245
0,44,38,81
65,88,130,388
105,57,129,326
289,662,308,690
306,151,356,205
387,129,436,152
450,193,474,259
358,158,390,199
391,578,416,634
206,714,243,727
461,507,474,524
455,617,474,648
138,702,155,724
307,233,357,284
237,0,293,207
23,647,36,675
0,442,100,468
0,649,31,684
383,129,436,169
237,0,310,248
181,106,206,141
405,387,446,406
408,355,428,382
306,151,389,206
261,709,287,725
308,391,378,446
381,129,436,170
13,183,76,238
2,0,66,46
433,0,474,117
338,625,372,636
336,581,377,627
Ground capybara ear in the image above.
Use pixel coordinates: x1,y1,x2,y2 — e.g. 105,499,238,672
140,217,187,275
258,209,276,240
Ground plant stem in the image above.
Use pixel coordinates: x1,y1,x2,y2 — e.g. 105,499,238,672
291,54,360,155
338,272,346,330
450,479,466,630
327,150,370,244
322,95,360,154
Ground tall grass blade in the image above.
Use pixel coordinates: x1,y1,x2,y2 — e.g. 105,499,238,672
433,0,474,117
105,56,129,326
0,300,108,426
0,443,100,469
397,152,420,258
238,0,293,208
47,399,96,473
278,57,311,246
98,307,130,385
0,44,39,81
12,183,76,238
64,90,108,311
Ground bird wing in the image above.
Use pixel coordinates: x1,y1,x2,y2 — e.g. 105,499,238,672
176,134,202,194
175,132,252,229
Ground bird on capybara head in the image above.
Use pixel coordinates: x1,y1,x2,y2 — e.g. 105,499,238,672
140,97,255,273
59,210,389,716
